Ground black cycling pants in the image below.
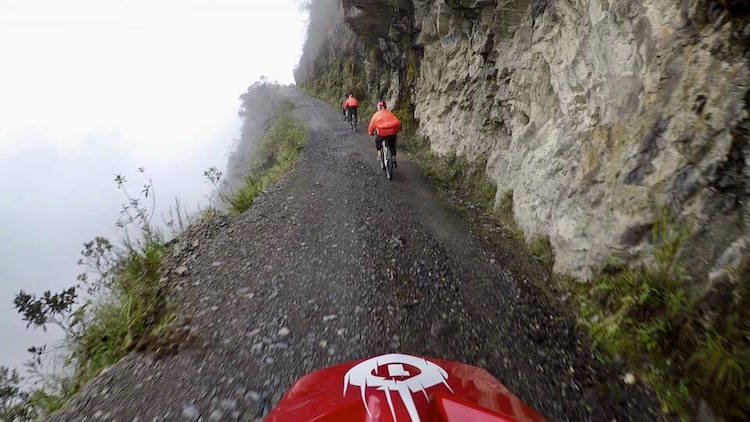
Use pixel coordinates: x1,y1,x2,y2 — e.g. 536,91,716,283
375,134,397,156
346,106,358,122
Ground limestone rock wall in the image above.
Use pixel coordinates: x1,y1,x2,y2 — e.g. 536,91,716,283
409,0,749,284
301,0,750,285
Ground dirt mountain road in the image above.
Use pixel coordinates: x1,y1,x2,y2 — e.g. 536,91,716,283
50,91,661,421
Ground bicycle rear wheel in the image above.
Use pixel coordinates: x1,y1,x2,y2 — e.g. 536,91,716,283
384,146,393,180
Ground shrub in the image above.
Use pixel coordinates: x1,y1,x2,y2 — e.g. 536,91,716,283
528,236,554,269
11,169,173,415
207,102,307,214
566,208,750,419
68,233,169,392
689,331,750,414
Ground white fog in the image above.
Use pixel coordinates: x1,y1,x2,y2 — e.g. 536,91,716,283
0,0,307,372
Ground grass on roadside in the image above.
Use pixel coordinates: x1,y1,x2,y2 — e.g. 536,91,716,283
527,236,555,269
36,234,171,416
11,172,175,417
402,122,749,419
226,103,307,214
69,234,171,394
493,190,526,243
560,208,750,419
402,133,559,269
403,135,496,210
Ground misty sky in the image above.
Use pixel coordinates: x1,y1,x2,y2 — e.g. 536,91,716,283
0,0,307,372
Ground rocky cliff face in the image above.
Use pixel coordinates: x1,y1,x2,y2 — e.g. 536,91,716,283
298,0,749,287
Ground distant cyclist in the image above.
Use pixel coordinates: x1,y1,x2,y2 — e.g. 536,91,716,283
339,92,350,120
343,93,360,125
368,101,401,168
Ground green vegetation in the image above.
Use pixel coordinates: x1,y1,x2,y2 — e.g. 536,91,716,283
207,102,307,214
403,133,553,267
690,330,750,411
299,26,378,114
495,189,514,218
407,142,552,267
491,190,526,242
69,234,170,391
404,136,497,210
9,170,174,417
561,208,750,420
1,367,29,420
528,236,555,269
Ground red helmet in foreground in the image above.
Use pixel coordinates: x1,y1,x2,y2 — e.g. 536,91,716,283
265,353,545,422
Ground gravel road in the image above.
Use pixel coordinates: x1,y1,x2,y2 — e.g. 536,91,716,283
49,91,662,421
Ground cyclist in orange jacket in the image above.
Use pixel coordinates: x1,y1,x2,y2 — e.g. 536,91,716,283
340,93,349,120
368,101,401,169
343,93,360,124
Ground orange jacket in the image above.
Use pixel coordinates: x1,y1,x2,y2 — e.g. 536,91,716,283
368,109,401,137
344,97,359,109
